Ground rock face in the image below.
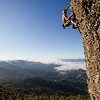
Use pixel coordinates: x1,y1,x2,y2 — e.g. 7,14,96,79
70,0,100,100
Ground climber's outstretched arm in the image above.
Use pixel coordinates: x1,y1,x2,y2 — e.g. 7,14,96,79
68,13,74,19
65,5,70,11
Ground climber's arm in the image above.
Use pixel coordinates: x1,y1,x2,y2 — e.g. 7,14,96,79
64,15,69,21
65,5,70,11
68,13,74,19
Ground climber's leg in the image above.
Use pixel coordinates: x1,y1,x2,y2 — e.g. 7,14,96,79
71,20,76,26
71,19,79,29
72,24,76,29
62,22,71,29
70,10,79,29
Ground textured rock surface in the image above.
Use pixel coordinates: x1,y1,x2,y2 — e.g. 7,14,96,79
70,0,100,100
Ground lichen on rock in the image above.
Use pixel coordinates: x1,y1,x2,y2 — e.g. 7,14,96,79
70,0,100,100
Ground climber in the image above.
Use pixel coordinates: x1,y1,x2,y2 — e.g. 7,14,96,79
62,5,78,29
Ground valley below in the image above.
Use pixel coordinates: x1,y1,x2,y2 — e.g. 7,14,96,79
0,60,90,100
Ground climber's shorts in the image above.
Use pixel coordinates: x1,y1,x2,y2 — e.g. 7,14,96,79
63,20,71,27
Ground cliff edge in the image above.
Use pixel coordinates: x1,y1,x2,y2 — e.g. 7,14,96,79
70,0,100,100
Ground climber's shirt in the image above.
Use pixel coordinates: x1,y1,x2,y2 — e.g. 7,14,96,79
62,13,71,27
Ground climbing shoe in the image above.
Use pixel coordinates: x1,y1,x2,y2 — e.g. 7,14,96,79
62,24,65,29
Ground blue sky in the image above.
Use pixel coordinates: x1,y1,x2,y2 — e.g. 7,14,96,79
0,0,84,61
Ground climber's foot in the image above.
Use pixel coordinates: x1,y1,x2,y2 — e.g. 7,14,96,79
73,23,79,29
62,24,65,29
72,24,77,29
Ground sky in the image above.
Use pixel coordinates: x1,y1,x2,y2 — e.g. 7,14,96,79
0,0,84,61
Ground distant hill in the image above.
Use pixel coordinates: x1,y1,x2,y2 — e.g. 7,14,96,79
0,60,60,83
7,69,87,95
0,60,86,83
0,60,88,96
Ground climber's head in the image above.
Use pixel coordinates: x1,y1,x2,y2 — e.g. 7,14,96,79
62,9,66,15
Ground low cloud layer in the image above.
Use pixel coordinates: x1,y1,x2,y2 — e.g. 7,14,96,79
54,59,86,71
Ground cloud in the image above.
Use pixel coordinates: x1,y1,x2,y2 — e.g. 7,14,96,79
54,59,86,71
